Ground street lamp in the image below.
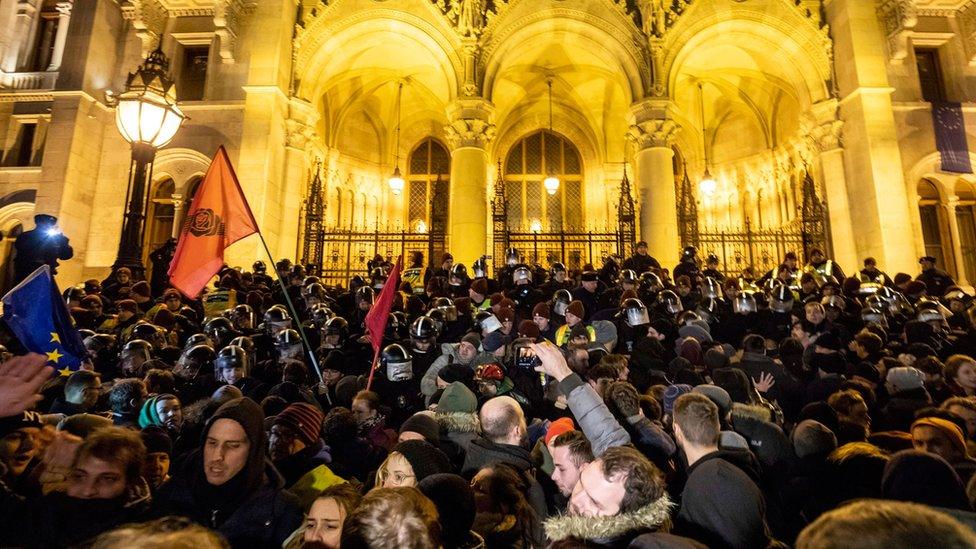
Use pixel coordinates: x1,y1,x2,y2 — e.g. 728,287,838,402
109,46,186,279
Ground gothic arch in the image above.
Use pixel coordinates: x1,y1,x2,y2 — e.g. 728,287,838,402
152,148,212,196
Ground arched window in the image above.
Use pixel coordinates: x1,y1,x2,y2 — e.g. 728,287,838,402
917,179,947,268
504,130,582,230
144,178,175,263
408,139,450,231
954,180,976,283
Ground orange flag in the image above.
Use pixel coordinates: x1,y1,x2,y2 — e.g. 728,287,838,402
168,146,258,298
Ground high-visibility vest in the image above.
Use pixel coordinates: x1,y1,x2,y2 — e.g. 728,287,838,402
555,323,596,346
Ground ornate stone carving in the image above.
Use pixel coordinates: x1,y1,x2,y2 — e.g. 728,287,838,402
124,0,167,55
627,119,679,149
214,0,256,63
629,0,694,39
285,118,316,150
877,0,917,64
809,120,844,153
959,2,976,66
445,118,495,149
433,0,509,38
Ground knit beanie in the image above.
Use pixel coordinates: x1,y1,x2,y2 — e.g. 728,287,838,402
544,417,576,445
418,473,477,549
496,307,515,323
130,281,151,298
273,402,324,446
437,382,478,414
393,440,453,482
791,419,838,459
399,412,441,443
693,384,732,418
678,324,712,344
569,323,590,341
141,425,173,456
138,394,178,429
663,384,693,414
470,278,488,296
482,330,509,353
335,375,363,407
203,397,266,492
460,332,482,351
116,299,138,314
912,417,968,456
566,300,585,319
518,320,541,340
886,366,925,393
532,302,551,320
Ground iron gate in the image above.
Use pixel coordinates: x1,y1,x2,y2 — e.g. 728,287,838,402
490,164,636,273
298,161,447,288
679,168,829,277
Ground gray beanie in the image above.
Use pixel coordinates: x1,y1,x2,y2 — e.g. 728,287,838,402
693,384,733,417
792,419,838,459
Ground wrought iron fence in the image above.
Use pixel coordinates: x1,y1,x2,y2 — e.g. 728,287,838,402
697,218,819,277
503,227,628,271
313,225,444,288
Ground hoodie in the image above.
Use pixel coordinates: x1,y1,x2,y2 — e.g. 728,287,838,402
154,397,302,548
675,450,773,549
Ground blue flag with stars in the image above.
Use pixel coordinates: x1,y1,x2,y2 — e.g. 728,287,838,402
1,265,87,375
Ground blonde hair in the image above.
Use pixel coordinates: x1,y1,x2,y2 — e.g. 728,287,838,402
375,451,412,487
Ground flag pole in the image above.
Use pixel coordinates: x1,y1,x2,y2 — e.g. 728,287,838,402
253,232,327,390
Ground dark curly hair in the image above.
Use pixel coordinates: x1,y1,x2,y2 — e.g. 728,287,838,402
599,445,665,513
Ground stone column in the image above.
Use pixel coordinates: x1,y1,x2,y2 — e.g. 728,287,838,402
2,0,37,72
943,196,970,286
824,0,917,274
170,193,184,239
282,100,317,261
628,99,680,265
46,1,71,71
445,97,494,267
808,100,858,269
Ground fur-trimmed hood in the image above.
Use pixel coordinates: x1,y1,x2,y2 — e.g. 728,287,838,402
544,494,673,544
436,411,481,433
731,402,771,422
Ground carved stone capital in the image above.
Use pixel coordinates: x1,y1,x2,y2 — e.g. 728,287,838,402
284,118,316,150
809,120,844,153
445,97,495,149
877,0,917,64
959,3,976,66
445,118,496,149
627,119,679,150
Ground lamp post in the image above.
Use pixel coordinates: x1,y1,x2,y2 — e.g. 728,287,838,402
110,47,186,280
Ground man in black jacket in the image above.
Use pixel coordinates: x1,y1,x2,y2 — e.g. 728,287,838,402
672,392,774,549
153,397,302,547
622,241,661,275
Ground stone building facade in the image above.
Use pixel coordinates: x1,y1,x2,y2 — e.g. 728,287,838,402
0,0,974,288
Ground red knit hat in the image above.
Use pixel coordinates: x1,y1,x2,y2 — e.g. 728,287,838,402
545,417,576,445
273,403,324,446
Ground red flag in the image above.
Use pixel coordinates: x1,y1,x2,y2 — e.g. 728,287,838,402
365,255,403,356
168,146,258,298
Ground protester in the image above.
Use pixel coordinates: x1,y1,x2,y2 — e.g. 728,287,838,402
0,247,973,547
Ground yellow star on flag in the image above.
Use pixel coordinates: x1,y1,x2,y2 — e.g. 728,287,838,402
50,332,60,343
59,367,72,377
46,349,63,363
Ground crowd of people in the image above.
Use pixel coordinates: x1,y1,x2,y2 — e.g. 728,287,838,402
0,239,975,548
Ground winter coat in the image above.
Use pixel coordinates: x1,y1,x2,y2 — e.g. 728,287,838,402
462,437,549,527
421,343,493,396
557,373,631,456
435,410,481,468
543,494,672,548
19,487,151,548
674,452,773,549
623,414,676,469
273,439,343,510
155,463,302,548
729,404,793,481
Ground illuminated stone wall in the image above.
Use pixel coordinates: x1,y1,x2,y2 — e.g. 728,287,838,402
0,0,973,284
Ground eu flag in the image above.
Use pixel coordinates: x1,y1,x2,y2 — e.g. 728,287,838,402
1,265,87,375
